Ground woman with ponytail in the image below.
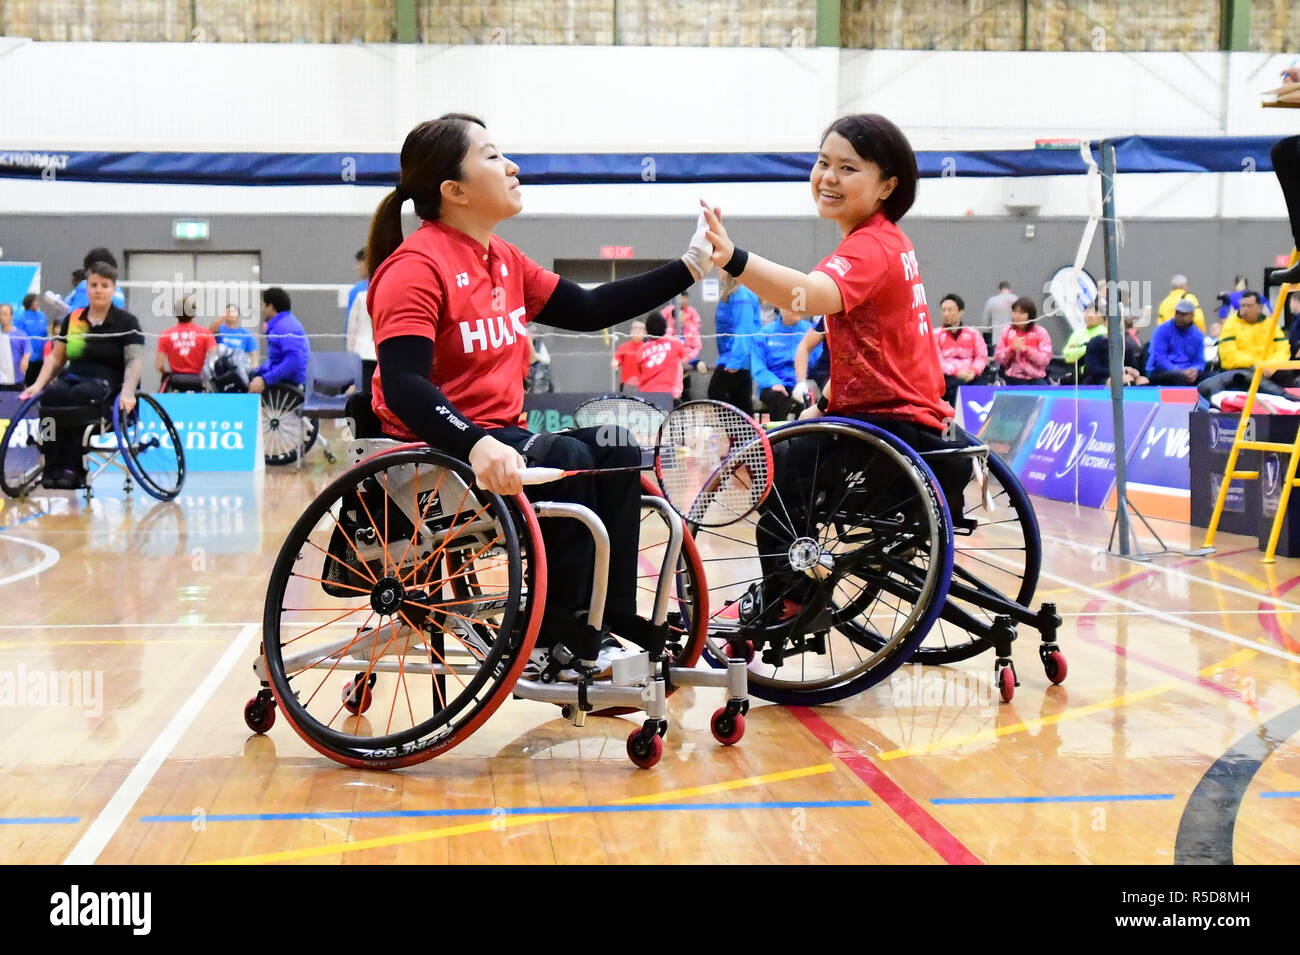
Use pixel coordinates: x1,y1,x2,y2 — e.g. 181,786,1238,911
366,113,713,678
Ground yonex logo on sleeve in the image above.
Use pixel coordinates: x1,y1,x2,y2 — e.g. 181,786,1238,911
825,256,851,278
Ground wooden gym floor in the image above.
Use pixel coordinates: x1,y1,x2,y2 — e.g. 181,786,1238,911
0,463,1297,865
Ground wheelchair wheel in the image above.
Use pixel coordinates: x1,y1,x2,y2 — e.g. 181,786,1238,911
114,394,186,502
694,418,953,706
0,392,44,497
911,434,1041,663
261,447,545,769
261,383,319,465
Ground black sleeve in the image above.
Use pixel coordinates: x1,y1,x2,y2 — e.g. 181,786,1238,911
1083,336,1108,380
534,261,694,331
376,336,488,460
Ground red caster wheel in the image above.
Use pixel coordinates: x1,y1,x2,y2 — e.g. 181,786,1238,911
1043,650,1068,685
626,729,664,769
244,696,276,734
998,667,1016,703
711,707,745,745
725,639,754,663
342,674,375,715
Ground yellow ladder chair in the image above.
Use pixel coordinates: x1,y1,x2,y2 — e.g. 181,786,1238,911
1203,251,1300,562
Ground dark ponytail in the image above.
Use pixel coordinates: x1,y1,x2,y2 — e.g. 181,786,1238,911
365,112,487,278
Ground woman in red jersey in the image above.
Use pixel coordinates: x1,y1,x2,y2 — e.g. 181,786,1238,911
365,113,712,676
699,114,970,619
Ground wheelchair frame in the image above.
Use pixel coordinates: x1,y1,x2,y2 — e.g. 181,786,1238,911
246,439,749,770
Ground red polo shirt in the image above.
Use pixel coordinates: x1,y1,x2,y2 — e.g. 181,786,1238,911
637,336,688,397
159,323,216,375
368,220,561,437
812,211,953,431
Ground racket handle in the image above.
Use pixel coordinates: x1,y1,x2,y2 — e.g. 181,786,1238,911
518,467,567,485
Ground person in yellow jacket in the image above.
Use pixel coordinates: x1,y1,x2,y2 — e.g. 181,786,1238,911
1156,274,1206,332
1217,290,1295,385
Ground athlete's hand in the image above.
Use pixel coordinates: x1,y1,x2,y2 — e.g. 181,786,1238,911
681,210,714,280
798,402,823,421
791,380,810,404
1285,65,1300,84
118,391,136,415
699,200,735,272
469,435,526,497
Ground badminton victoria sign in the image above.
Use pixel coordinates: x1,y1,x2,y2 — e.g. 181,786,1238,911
103,394,262,472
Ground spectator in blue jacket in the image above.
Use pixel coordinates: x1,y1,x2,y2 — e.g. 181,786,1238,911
1146,298,1207,385
16,293,49,386
0,304,32,390
751,307,813,421
344,247,369,335
707,274,761,415
213,304,260,367
64,248,126,312
249,287,309,393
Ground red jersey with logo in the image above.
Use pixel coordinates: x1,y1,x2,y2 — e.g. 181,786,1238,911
159,323,216,375
637,336,688,397
812,211,953,431
367,220,561,437
614,340,643,388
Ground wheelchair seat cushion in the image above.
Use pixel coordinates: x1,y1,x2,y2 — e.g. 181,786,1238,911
165,373,205,392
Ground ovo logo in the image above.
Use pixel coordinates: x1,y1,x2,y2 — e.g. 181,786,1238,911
1036,419,1072,453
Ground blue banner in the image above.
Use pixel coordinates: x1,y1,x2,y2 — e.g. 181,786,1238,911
1127,402,1194,491
0,136,1282,187
114,394,262,473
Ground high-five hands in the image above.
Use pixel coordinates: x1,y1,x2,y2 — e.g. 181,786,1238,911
682,210,714,280
699,200,735,271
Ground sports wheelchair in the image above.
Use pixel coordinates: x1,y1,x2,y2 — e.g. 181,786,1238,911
694,416,1065,705
0,387,185,502
244,439,749,770
199,345,319,466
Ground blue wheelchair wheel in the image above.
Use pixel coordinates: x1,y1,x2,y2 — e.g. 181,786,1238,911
0,392,44,497
696,418,954,706
113,393,186,502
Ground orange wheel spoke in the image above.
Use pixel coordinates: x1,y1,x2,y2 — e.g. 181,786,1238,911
354,480,394,578
415,530,504,593
305,536,379,589
400,609,469,691
323,508,381,586
403,484,473,584
404,496,495,587
393,466,448,577
423,614,490,663
280,604,371,648
289,571,372,597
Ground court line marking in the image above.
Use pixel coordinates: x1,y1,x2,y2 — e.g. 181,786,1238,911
790,707,983,865
0,639,226,648
984,551,1300,665
1062,609,1289,617
1261,791,1300,798
0,622,259,630
872,649,1258,762
143,797,870,824
62,622,260,866
0,533,59,586
0,816,79,825
202,762,835,865
931,794,1174,805
1040,530,1300,613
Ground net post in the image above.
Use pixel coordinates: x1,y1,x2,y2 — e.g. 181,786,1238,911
1100,139,1133,557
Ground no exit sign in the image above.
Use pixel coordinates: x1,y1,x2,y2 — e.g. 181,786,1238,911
600,246,634,259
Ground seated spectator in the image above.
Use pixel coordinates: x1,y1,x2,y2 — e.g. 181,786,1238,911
1062,301,1107,382
0,303,32,391
751,306,814,421
15,293,49,387
1156,274,1206,331
1082,315,1147,386
157,295,217,391
1146,298,1206,385
932,293,988,405
214,304,259,367
994,297,1053,386
637,312,688,403
612,319,646,391
249,287,309,394
1218,290,1294,386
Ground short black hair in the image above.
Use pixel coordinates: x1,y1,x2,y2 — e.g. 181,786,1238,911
83,246,117,270
999,281,1012,292
22,293,38,310
355,248,365,261
71,268,86,284
86,260,118,283
941,293,965,311
1240,290,1262,305
1011,296,1037,323
645,313,667,338
261,287,291,313
819,113,918,222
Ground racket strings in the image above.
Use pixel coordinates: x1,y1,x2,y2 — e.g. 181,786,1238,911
656,402,770,527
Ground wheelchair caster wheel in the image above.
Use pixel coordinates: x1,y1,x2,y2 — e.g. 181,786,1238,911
342,673,376,715
726,639,754,664
998,666,1016,703
244,695,276,734
627,728,663,769
710,707,745,746
1042,650,1068,685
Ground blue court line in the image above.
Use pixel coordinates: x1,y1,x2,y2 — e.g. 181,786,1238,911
0,510,51,531
0,816,79,825
1260,791,1300,798
140,799,872,824
931,794,1175,806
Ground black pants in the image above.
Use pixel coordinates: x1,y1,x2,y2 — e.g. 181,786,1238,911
23,360,42,387
491,424,641,657
706,367,753,416
1148,369,1202,386
1273,135,1300,249
755,414,973,609
361,359,377,388
40,376,113,473
759,386,796,422
1005,376,1048,387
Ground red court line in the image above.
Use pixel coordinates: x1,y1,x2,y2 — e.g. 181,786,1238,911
1259,574,1300,655
790,707,983,865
